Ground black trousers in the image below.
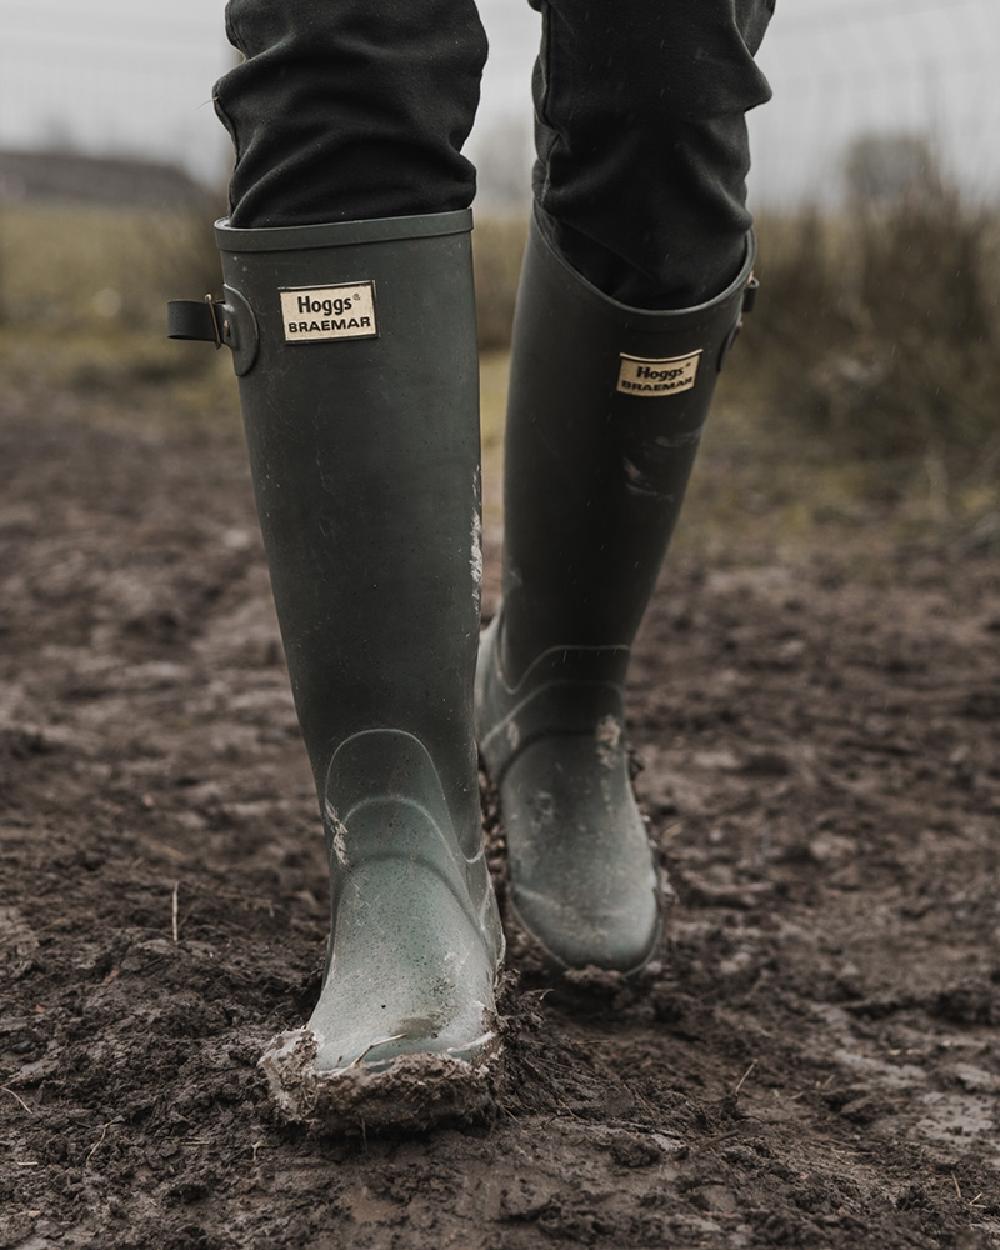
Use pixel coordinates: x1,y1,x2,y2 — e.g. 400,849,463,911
214,1,774,308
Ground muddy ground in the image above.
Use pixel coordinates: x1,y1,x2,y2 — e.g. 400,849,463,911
2,378,999,1249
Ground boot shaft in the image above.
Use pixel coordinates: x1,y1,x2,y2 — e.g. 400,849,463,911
500,208,756,684
205,213,484,842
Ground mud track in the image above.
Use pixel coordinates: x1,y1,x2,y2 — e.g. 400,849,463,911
2,393,999,1248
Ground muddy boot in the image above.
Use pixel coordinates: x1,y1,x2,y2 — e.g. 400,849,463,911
169,210,504,1130
476,208,756,979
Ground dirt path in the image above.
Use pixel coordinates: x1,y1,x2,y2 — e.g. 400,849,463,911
2,393,999,1249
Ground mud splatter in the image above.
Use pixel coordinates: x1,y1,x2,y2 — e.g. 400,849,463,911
324,800,350,868
471,471,483,589
595,713,623,769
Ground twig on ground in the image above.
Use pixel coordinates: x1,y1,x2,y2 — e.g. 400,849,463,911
734,1062,757,1097
1,1086,33,1116
85,1118,122,1166
171,880,179,944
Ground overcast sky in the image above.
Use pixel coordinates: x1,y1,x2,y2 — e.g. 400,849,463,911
2,0,998,204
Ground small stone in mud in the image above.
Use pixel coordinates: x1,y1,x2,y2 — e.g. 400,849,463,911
950,1063,1000,1094
0,726,52,760
607,1131,665,1168
932,983,999,1026
838,1093,892,1126
740,748,791,777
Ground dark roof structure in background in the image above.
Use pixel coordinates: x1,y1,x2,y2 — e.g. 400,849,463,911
0,148,206,208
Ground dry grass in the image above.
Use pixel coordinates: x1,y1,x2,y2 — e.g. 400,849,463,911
0,201,526,344
0,198,223,332
472,216,527,350
742,186,1000,481
1,189,996,547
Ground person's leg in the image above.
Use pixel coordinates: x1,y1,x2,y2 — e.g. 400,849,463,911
477,0,774,975
532,0,773,309
172,0,503,1129
214,0,487,227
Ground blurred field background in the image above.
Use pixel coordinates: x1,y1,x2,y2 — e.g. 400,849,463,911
1,0,998,555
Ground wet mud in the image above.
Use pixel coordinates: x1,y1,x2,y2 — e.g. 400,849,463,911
2,396,999,1248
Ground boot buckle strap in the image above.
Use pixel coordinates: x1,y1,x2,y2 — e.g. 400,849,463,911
167,286,259,376
167,295,227,346
717,273,760,372
742,273,760,315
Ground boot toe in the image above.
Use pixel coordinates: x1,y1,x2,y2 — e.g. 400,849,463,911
511,880,659,973
306,858,499,1075
500,738,661,973
308,997,497,1074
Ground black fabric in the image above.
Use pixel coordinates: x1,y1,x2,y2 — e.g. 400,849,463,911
215,0,488,228
531,0,773,305
215,0,773,307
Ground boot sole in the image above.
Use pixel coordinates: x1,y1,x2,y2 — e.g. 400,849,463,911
259,1026,503,1134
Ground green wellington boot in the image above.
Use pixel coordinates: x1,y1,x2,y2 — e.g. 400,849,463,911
169,210,504,1129
476,209,757,978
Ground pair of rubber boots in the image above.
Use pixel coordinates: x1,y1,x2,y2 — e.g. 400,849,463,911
169,207,755,1129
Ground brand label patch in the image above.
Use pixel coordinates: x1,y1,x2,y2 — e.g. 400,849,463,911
280,282,378,343
617,350,701,397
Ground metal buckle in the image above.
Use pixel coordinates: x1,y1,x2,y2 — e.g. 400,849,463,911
204,293,223,350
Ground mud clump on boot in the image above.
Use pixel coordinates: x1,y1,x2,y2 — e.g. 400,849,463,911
259,1025,502,1134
